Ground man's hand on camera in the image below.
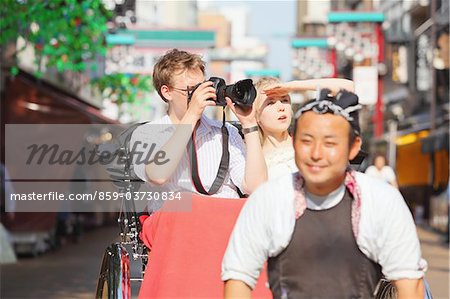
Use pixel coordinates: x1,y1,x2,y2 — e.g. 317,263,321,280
226,97,257,128
186,81,217,121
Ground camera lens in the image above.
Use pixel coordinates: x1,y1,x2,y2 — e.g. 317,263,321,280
234,85,244,98
228,79,256,107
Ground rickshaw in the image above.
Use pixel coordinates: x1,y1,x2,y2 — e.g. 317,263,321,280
93,122,426,299
95,123,148,299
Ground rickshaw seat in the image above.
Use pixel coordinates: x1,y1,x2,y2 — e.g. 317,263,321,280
138,194,271,298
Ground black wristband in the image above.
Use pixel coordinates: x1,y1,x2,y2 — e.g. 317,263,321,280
242,125,259,135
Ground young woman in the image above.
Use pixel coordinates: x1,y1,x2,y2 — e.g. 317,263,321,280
254,77,355,179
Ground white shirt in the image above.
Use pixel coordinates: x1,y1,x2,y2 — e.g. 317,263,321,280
365,165,397,184
222,171,426,289
264,146,298,180
130,114,246,198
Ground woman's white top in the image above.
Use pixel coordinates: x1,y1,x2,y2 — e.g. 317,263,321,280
264,146,298,180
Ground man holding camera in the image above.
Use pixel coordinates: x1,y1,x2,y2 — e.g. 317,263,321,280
131,48,266,197
130,49,269,297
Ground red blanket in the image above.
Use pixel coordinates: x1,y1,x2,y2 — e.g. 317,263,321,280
138,195,271,298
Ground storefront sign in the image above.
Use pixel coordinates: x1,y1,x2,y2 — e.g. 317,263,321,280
416,34,432,91
353,66,378,105
392,46,408,83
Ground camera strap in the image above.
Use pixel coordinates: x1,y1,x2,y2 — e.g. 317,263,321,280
187,109,229,195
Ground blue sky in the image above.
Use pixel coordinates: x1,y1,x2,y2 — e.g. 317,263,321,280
247,1,296,81
199,0,297,80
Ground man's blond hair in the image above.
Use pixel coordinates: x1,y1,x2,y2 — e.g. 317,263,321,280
153,49,206,102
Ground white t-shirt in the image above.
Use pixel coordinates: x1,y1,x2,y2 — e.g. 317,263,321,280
365,165,397,184
222,171,426,289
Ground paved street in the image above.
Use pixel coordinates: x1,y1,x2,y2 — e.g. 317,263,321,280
418,226,450,299
0,225,128,299
1,225,449,298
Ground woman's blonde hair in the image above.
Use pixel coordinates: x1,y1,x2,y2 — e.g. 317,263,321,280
254,77,283,113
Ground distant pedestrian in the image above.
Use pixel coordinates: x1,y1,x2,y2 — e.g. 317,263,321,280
365,154,398,188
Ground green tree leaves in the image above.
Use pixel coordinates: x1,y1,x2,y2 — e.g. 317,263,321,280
91,73,153,107
0,0,112,73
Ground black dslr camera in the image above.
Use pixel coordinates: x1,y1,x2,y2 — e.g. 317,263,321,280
188,77,257,108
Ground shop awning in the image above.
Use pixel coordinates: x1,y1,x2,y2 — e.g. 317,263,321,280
107,29,216,48
421,129,449,153
383,86,410,104
4,69,117,124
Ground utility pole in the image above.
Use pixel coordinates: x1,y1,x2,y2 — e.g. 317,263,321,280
375,21,385,138
430,0,436,131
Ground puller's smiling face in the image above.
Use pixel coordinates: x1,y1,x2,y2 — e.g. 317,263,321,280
293,111,361,196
